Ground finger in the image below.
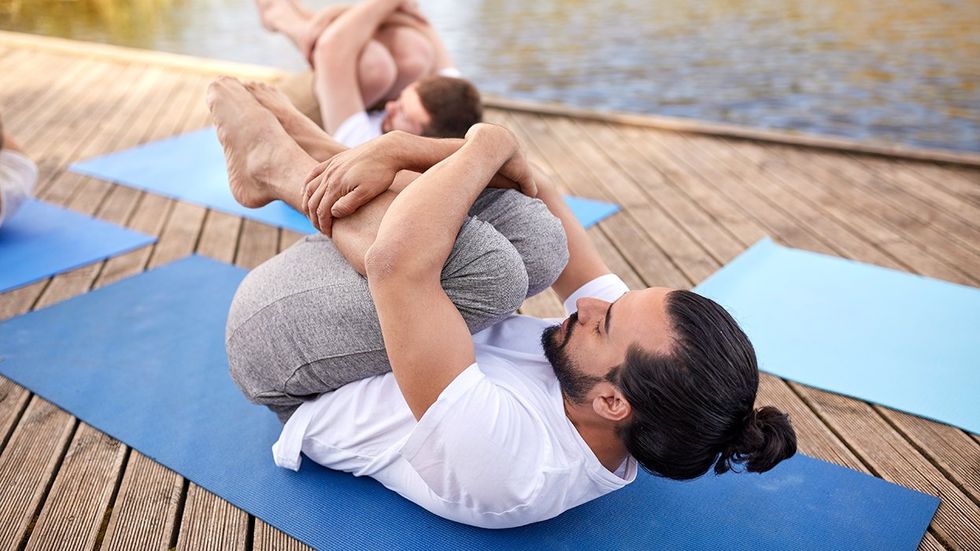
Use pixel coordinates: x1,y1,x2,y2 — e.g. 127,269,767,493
307,181,330,232
331,187,369,218
319,180,347,226
316,193,337,236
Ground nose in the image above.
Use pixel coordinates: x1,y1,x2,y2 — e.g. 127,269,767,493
385,100,397,114
574,297,608,324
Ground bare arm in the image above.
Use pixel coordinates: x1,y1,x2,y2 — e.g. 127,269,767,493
364,124,520,419
314,0,405,133
302,131,535,234
533,168,613,302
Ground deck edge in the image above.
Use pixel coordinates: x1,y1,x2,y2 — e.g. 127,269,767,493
483,95,980,168
3,30,977,168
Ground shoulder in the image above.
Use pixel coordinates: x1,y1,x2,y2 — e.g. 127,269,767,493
398,364,556,512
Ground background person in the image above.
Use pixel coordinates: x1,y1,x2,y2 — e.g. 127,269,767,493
257,0,480,146
0,114,39,228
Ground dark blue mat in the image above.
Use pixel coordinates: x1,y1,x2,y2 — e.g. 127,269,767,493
695,238,980,434
0,200,156,293
0,256,938,550
70,128,620,232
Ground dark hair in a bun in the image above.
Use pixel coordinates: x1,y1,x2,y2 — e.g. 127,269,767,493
715,406,797,474
613,290,797,480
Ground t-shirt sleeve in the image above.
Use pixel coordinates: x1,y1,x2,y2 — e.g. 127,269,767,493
333,111,383,148
399,363,548,517
437,67,463,78
562,273,630,316
0,150,38,227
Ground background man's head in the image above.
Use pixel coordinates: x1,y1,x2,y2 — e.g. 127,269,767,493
382,75,482,138
541,288,797,481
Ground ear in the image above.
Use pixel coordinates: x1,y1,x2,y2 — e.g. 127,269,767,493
591,382,632,423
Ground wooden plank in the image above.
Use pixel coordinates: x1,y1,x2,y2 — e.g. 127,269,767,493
197,210,243,264
675,132,906,270
0,399,76,549
174,485,247,551
850,156,980,244
253,520,313,551
22,425,126,551
506,113,685,289
546,116,721,284
577,119,745,265
879,410,980,503
484,94,980,168
279,230,305,251
0,30,286,82
100,452,183,551
771,146,980,281
235,220,280,270
715,139,974,285
897,160,980,206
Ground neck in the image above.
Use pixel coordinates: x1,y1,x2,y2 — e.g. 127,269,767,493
563,398,630,474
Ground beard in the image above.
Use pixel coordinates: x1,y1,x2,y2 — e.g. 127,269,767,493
541,313,603,404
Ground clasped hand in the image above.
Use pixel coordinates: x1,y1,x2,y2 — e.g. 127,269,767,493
302,136,402,236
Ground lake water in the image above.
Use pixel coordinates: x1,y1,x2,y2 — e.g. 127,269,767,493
2,0,978,152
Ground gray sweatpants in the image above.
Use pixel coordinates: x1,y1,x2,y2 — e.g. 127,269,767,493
226,189,568,422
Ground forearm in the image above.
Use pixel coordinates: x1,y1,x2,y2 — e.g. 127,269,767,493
367,131,515,278
534,176,612,300
319,0,403,58
387,131,524,190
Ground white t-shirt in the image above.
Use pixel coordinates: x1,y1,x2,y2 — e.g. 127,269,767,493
273,274,637,529
332,67,466,149
0,149,38,227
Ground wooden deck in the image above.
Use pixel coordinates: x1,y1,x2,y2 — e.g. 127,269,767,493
1,33,978,550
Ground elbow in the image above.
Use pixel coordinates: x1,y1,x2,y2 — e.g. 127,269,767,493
364,242,399,282
364,240,434,284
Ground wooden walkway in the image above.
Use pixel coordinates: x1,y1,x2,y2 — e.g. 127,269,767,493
1,33,978,551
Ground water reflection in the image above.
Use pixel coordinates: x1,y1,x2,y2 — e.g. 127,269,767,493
1,0,977,152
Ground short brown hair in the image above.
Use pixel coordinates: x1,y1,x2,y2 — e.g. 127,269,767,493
414,76,482,138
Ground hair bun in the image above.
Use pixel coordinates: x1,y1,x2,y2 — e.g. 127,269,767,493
715,406,797,474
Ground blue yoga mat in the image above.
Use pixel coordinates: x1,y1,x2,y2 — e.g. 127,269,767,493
695,238,980,435
563,194,620,228
70,128,620,232
0,200,156,293
0,256,937,550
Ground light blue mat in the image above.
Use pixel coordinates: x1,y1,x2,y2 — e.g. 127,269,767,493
0,200,156,293
695,238,980,434
0,255,938,550
70,128,620,233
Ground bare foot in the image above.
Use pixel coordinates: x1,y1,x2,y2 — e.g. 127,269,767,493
255,0,299,33
206,76,307,209
245,81,341,161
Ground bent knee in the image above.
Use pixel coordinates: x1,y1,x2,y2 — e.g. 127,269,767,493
519,198,568,296
444,219,530,333
356,42,397,98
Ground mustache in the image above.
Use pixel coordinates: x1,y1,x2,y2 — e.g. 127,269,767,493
561,311,578,346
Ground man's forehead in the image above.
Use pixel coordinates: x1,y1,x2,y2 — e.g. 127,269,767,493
615,287,674,354
401,86,431,124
